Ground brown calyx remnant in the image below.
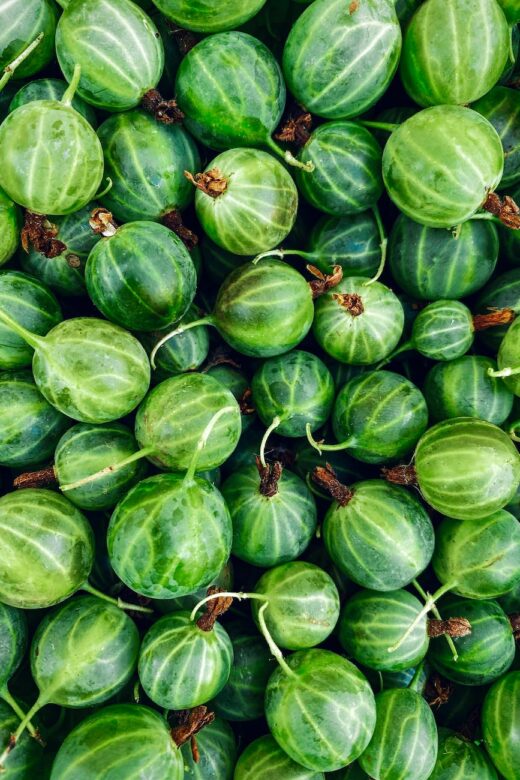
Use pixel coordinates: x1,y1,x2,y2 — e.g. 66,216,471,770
332,292,364,316
21,211,66,258
425,673,454,709
427,617,472,639
13,466,57,490
381,464,418,486
312,464,353,506
162,209,199,250
166,22,198,55
196,587,233,632
256,456,283,497
239,388,255,416
274,109,312,148
307,264,343,299
349,0,359,13
170,706,215,762
141,89,185,125
66,254,82,269
510,613,520,641
184,169,228,198
483,192,520,229
89,208,118,237
473,307,516,331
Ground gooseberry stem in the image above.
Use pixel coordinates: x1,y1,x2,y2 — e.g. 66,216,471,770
356,120,400,133
305,422,353,454
0,309,42,350
62,64,82,107
59,447,154,493
94,177,113,199
190,591,297,679
0,688,40,741
184,406,237,483
412,580,459,661
0,695,45,769
0,33,44,92
508,420,520,442
252,248,316,265
365,204,387,286
488,365,520,378
266,137,315,172
374,340,413,371
81,582,153,614
259,416,282,468
387,582,454,656
408,660,426,693
150,316,215,369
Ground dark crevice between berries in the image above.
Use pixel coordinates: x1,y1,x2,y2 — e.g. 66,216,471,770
274,107,313,148
170,705,215,763
239,388,255,416
185,169,228,198
381,464,418,486
196,587,233,632
201,345,241,373
89,207,118,237
483,191,520,229
425,673,454,709
427,617,472,638
332,292,364,316
162,209,199,250
141,89,185,125
307,264,343,299
472,307,516,331
510,612,520,641
256,456,283,497
13,466,57,490
21,211,66,258
166,22,198,55
312,464,353,506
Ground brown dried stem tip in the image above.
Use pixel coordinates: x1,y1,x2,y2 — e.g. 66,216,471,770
307,264,343,299
425,673,454,709
196,587,233,632
274,110,312,147
166,22,198,55
162,209,199,250
483,192,520,229
170,706,215,763
89,208,118,237
312,463,353,506
381,464,418,486
13,466,57,490
349,1,359,13
510,613,520,641
141,89,185,125
239,388,255,416
427,617,472,639
472,307,516,331
256,456,283,497
185,169,228,198
332,292,364,316
21,211,67,258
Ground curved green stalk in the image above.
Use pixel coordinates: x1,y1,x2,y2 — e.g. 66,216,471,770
508,420,520,442
150,316,215,369
0,695,47,770
364,204,387,286
387,582,454,656
62,64,82,107
0,688,40,741
412,580,459,662
266,137,315,172
94,177,113,199
0,309,43,350
408,660,426,693
60,447,153,493
184,406,237,483
252,248,316,265
305,422,353,455
488,365,520,378
356,120,399,133
374,340,414,371
81,582,153,614
0,33,44,92
259,415,282,467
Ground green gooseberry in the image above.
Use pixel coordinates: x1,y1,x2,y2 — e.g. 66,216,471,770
0,0,57,79
234,735,325,780
430,727,499,780
475,268,520,350
251,561,340,650
482,671,520,780
151,0,267,32
413,418,520,520
0,603,34,733
473,86,520,188
49,704,183,780
492,317,520,396
56,0,164,112
138,610,233,710
358,688,438,780
85,220,196,331
142,306,210,377
265,649,376,772
0,188,21,266
382,106,504,228
181,717,237,780
0,370,70,468
0,68,105,215
9,78,97,126
153,561,234,615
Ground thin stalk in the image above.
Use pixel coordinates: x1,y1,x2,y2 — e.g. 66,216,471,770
266,137,315,172
0,309,42,350
150,316,215,369
305,473,331,500
412,580,459,661
508,420,520,442
62,64,81,107
133,680,140,703
60,447,153,493
375,340,414,371
259,416,282,468
252,248,316,265
184,406,236,483
387,582,454,655
471,212,502,225
0,688,39,740
356,120,399,133
488,365,520,378
364,204,387,286
94,177,113,199
408,660,426,693
0,695,45,769
305,422,353,455
509,24,516,64
0,33,44,92
81,582,153,614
